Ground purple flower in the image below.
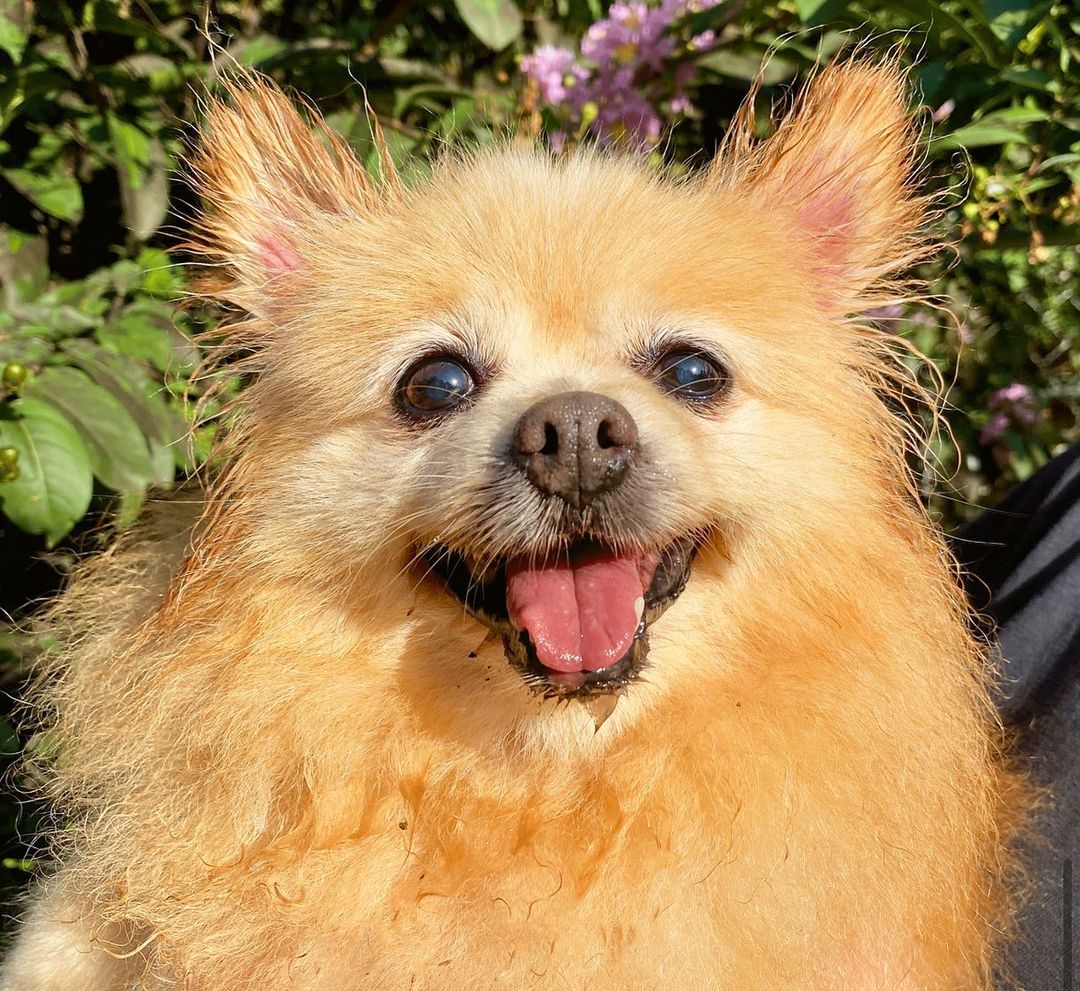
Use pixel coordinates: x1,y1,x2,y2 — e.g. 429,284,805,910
594,89,664,144
989,382,1034,408
521,46,579,105
582,4,676,72
932,99,955,124
863,303,905,326
980,412,1010,445
690,29,717,51
981,381,1038,443
521,0,723,148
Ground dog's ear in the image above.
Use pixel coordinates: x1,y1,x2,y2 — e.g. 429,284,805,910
711,59,929,312
186,75,392,316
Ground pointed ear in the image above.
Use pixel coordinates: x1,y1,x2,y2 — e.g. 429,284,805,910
711,59,931,313
186,75,392,316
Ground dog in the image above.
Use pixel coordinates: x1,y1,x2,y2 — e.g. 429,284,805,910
1,59,1026,989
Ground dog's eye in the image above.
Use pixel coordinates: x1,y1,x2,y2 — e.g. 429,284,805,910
399,357,476,417
653,349,728,403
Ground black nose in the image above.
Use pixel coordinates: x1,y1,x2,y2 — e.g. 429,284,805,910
512,391,639,509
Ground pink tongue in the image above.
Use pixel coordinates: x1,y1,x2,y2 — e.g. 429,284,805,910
506,547,650,673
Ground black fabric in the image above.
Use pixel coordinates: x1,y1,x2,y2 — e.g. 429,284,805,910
952,442,1080,989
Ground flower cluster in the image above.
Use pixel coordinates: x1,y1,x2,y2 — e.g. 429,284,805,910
981,382,1038,444
521,1,722,149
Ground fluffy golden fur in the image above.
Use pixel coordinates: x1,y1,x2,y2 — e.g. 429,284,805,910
3,60,1027,989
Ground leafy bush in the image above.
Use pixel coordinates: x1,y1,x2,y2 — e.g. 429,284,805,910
0,0,1075,895
0,1,1074,554
0,239,196,543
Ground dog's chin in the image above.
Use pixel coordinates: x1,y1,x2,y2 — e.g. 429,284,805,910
415,535,698,699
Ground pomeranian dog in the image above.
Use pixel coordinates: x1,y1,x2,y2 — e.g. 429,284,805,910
2,59,1026,990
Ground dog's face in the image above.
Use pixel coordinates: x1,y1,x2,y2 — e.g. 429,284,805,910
192,64,925,745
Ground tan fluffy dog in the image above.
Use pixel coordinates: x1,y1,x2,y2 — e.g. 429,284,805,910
2,60,1026,990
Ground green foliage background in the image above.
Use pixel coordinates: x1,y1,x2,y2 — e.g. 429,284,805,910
0,0,1076,898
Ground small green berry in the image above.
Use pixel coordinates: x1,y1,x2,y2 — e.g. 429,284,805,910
0,447,17,466
2,362,28,388
0,464,19,483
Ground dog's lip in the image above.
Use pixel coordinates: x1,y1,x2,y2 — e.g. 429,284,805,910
416,535,697,698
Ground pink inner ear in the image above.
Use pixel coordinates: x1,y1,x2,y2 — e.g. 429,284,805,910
256,235,302,273
796,180,859,309
798,185,856,271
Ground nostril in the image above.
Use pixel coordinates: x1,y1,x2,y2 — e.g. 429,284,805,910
596,418,619,450
540,422,559,456
596,409,637,452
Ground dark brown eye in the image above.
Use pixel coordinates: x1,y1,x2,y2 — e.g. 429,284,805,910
399,357,476,417
653,348,728,404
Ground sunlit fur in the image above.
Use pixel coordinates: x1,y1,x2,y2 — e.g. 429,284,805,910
2,61,1029,990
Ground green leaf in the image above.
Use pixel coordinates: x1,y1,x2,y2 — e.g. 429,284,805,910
435,98,482,139
980,0,1036,46
697,49,799,86
114,487,146,529
0,335,51,366
117,52,180,81
3,165,83,223
1037,153,1080,172
148,437,177,484
793,0,850,26
22,367,154,494
916,59,948,104
9,301,98,340
393,84,475,120
230,33,289,66
0,397,92,546
984,106,1050,124
135,247,181,297
0,12,25,65
931,122,1032,153
87,2,194,57
97,301,195,373
110,117,169,239
109,115,152,181
109,259,144,296
0,228,47,305
378,57,454,83
0,715,18,755
364,129,417,182
44,268,112,314
999,66,1055,91
59,339,186,454
453,0,522,50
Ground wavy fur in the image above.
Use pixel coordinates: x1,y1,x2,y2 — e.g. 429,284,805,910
2,61,1029,990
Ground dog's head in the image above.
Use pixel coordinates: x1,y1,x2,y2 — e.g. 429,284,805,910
188,62,930,744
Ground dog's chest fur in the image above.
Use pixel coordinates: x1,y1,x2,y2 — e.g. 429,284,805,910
124,698,986,990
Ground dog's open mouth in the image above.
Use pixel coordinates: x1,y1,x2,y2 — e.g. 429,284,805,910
419,537,696,697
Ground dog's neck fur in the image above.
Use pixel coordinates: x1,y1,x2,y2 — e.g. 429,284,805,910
31,490,1022,989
